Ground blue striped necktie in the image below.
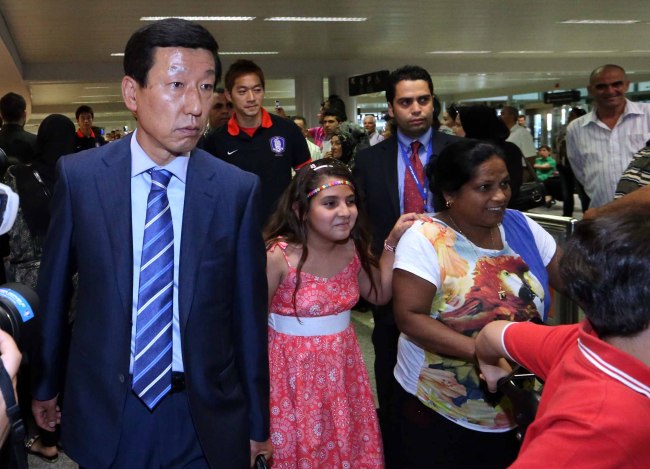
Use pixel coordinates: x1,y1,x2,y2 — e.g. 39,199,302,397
132,168,174,410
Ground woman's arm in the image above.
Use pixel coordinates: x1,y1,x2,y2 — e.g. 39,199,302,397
393,269,476,361
475,321,512,392
359,213,428,305
545,247,566,295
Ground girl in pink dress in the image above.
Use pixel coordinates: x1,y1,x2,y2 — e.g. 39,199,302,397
264,159,421,468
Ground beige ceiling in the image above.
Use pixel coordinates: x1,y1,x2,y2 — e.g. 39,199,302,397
1,0,650,132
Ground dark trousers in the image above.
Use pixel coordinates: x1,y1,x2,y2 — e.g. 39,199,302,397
371,308,401,468
542,176,562,202
93,390,208,469
393,384,520,468
557,163,575,217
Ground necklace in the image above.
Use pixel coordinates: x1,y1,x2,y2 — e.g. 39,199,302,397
446,213,507,301
446,213,498,250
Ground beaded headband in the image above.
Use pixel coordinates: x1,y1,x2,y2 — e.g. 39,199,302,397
307,180,354,199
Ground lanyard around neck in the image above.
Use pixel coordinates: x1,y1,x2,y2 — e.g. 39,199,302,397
399,135,433,207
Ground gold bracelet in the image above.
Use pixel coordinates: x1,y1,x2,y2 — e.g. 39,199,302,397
383,239,396,252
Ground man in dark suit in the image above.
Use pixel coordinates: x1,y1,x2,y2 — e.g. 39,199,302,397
31,19,271,468
0,92,37,165
353,64,461,467
0,92,38,285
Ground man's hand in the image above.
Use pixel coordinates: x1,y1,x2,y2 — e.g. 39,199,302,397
0,330,21,445
250,438,273,468
32,396,60,432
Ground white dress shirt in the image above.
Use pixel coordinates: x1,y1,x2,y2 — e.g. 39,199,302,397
368,131,385,146
507,124,537,158
566,99,650,208
130,130,189,373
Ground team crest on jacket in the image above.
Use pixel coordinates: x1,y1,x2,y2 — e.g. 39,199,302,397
269,136,286,156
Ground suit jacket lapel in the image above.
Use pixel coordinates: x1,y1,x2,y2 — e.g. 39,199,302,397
431,131,448,158
96,137,133,318
178,151,220,330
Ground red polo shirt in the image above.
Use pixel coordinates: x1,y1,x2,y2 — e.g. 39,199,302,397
503,320,650,468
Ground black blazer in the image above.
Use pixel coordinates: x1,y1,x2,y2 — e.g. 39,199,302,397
353,131,462,256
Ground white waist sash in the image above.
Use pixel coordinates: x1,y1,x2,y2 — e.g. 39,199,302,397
268,310,351,336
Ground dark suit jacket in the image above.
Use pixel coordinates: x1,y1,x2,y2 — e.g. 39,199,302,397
33,135,269,469
353,130,462,256
0,123,37,164
353,130,461,325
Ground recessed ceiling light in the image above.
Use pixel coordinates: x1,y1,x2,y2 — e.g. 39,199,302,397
220,51,279,55
567,50,618,53
264,17,366,22
140,16,255,21
79,95,123,98
560,19,639,24
71,100,118,104
499,50,554,54
110,53,124,57
427,50,491,54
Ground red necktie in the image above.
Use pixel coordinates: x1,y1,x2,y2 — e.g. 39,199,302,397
403,141,425,213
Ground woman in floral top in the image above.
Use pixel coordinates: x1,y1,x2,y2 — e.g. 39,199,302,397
392,140,565,468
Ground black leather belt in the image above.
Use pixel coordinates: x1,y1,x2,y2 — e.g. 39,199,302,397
171,372,185,392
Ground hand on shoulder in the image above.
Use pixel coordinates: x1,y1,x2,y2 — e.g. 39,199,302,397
387,212,432,247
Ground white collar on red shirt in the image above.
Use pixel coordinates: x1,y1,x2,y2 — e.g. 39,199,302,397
578,322,650,398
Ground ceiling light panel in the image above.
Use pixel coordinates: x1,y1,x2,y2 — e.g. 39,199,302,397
427,51,491,54
140,16,255,21
264,17,366,22
560,19,639,24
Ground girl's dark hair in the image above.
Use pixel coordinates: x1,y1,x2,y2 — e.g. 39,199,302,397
447,103,459,121
427,139,506,211
264,158,378,311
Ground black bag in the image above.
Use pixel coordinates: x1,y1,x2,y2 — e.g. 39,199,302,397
497,365,542,442
9,165,51,238
510,158,546,212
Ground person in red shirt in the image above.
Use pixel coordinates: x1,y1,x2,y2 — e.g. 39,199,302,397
476,213,650,468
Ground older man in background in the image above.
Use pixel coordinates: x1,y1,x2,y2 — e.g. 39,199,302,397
567,64,650,208
363,114,384,146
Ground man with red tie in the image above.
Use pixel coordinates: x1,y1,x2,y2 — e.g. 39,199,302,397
353,65,461,468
